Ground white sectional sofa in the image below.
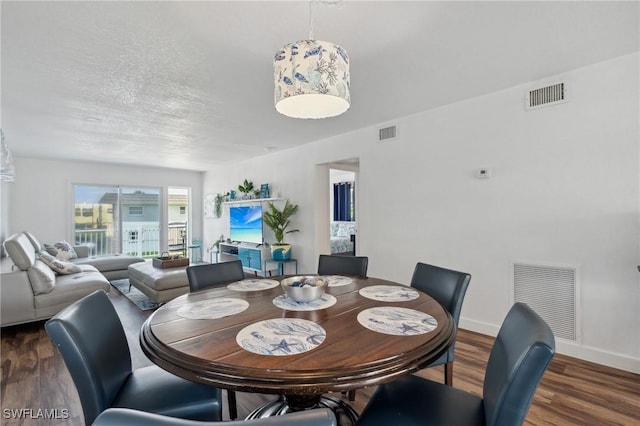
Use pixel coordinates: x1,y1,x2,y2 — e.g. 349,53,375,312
1,232,144,327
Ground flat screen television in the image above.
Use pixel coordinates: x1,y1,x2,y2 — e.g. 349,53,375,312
229,205,263,244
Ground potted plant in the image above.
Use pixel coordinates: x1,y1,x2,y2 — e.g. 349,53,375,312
214,193,225,218
262,199,299,260
238,179,254,199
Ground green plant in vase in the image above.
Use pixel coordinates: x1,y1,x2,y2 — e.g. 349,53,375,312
263,199,299,260
238,179,254,199
214,193,224,218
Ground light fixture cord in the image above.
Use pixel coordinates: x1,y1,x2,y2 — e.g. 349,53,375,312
309,0,343,40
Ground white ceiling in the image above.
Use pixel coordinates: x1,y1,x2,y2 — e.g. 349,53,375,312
2,1,638,172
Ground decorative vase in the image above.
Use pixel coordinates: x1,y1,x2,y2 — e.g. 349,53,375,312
271,243,292,260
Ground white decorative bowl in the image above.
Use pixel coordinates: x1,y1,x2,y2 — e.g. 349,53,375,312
281,276,328,303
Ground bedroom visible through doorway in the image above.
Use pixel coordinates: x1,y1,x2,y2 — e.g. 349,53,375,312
330,167,357,256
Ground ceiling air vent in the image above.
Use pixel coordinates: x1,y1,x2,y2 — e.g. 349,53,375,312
526,82,566,110
378,125,398,142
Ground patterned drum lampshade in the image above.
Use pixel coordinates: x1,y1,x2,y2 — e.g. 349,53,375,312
274,39,350,119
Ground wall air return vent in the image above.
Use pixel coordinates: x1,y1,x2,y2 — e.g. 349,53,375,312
526,82,566,110
378,125,398,142
512,262,579,341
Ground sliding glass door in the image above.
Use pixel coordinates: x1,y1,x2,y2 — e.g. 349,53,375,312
73,185,119,255
73,185,161,258
120,187,161,257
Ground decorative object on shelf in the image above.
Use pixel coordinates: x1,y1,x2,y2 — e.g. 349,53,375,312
238,179,255,199
263,199,299,260
273,1,350,119
215,234,225,250
260,183,270,199
229,190,236,201
0,129,15,183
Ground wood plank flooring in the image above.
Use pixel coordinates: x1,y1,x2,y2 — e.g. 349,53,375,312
1,289,638,425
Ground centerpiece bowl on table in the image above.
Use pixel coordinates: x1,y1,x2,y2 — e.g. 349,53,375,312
281,276,328,302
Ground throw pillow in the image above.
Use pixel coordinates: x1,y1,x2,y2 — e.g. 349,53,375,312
27,260,56,295
44,240,78,261
38,251,82,275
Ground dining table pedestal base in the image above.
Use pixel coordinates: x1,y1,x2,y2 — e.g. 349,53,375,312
246,394,359,426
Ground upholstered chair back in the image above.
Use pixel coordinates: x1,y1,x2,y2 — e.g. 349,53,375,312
45,290,132,425
410,262,471,327
186,260,245,293
317,255,368,277
483,302,555,426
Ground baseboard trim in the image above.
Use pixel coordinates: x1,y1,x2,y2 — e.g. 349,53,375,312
460,317,640,374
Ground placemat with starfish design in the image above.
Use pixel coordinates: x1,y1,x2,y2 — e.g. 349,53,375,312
357,306,437,336
236,318,326,356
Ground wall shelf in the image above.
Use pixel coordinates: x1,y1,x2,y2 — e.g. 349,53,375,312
223,197,283,205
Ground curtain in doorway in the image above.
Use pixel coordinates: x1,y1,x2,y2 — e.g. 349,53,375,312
333,182,354,221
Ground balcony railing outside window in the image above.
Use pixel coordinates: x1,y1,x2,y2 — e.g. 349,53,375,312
74,222,186,258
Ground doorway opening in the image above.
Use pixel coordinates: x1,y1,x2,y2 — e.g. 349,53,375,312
329,161,359,256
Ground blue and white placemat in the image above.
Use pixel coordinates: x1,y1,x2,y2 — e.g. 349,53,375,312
227,279,280,292
236,318,326,356
357,307,437,336
359,285,420,302
272,294,337,311
176,298,250,320
325,275,353,287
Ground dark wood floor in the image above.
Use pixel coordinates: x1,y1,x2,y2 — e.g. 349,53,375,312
1,289,639,425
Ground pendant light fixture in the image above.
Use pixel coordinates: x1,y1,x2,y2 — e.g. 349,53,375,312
0,129,15,183
274,1,350,119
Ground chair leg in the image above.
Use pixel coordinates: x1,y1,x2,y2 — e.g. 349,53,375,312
348,390,356,402
228,390,238,420
444,361,453,386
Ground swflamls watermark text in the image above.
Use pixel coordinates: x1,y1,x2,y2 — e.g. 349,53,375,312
2,408,70,420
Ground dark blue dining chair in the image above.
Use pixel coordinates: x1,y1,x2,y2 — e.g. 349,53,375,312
186,259,246,419
317,253,368,401
355,302,555,426
186,259,246,292
45,290,223,426
92,407,337,426
410,262,471,386
317,254,368,276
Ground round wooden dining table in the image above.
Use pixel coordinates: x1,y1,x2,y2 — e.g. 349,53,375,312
140,275,455,425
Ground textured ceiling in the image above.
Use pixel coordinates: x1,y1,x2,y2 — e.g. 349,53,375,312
2,1,638,171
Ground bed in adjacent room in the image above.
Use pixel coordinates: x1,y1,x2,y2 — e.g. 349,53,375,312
330,221,356,255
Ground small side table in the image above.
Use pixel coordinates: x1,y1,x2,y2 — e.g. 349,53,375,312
189,241,202,263
263,258,298,276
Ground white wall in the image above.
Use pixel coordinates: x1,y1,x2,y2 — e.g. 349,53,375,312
0,181,11,256
204,53,640,372
5,158,204,247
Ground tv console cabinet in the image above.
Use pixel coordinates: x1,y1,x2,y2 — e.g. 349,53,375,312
218,242,272,276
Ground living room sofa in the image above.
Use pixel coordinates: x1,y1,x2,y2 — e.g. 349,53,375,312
0,231,144,327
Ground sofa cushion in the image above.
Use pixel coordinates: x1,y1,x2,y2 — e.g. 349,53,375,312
24,231,44,252
73,254,144,272
34,270,110,310
4,232,37,271
39,252,82,275
27,260,56,295
44,241,78,261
